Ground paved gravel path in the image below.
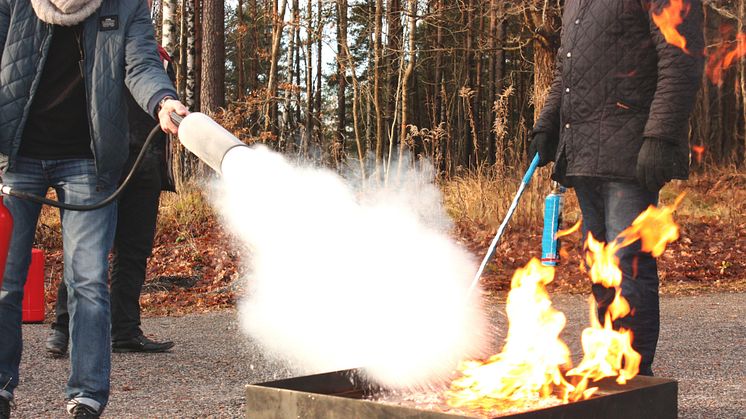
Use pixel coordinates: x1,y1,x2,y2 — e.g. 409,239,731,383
11,292,745,418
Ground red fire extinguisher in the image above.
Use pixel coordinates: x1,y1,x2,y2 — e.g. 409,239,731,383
0,196,13,290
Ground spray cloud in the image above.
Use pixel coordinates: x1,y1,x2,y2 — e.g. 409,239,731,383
215,146,488,388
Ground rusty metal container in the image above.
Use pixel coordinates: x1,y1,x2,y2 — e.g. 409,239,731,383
245,368,677,418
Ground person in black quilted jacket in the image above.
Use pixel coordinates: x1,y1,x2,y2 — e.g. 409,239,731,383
529,0,704,376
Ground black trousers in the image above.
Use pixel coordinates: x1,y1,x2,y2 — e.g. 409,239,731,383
52,154,162,341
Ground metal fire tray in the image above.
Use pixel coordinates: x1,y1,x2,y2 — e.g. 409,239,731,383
245,368,677,418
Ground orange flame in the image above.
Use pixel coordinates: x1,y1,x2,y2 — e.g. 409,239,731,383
568,195,683,385
706,32,746,86
446,259,582,410
446,196,684,412
566,299,641,385
556,220,582,240
692,145,705,164
652,0,691,54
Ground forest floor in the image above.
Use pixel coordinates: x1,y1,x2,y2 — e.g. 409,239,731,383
35,169,746,319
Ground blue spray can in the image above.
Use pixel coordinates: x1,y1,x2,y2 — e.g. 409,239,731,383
541,182,565,266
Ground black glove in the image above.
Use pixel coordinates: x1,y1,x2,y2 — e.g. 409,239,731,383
636,137,675,192
528,131,558,167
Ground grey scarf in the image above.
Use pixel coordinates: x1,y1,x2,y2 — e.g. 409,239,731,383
31,0,102,26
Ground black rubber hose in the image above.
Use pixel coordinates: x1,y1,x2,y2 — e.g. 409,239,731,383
3,123,166,211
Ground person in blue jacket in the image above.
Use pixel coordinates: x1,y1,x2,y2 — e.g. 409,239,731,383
0,0,188,417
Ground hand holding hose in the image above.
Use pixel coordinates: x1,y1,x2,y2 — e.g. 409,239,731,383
158,98,189,135
527,132,558,167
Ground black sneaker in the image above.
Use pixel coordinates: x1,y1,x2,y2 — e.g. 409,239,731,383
69,403,99,418
112,334,174,353
45,329,69,357
0,396,11,419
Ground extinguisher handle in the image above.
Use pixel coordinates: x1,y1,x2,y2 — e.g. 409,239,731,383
170,112,184,127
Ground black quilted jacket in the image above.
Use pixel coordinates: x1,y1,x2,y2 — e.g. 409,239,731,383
534,0,704,185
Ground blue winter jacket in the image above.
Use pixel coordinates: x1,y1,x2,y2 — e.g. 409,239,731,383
0,0,177,182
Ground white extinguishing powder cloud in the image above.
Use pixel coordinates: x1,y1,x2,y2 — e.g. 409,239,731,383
214,145,489,388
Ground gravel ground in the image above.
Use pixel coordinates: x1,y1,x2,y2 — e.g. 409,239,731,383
11,292,745,418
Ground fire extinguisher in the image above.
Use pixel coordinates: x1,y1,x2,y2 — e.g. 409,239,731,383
0,196,13,290
541,181,565,266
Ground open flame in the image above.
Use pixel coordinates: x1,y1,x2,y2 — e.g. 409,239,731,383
653,1,746,86
652,0,691,54
692,145,705,164
446,196,683,412
706,31,746,86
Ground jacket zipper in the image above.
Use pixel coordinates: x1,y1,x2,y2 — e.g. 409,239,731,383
76,24,100,182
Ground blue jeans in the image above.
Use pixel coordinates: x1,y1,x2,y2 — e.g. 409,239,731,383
573,178,659,376
0,157,117,409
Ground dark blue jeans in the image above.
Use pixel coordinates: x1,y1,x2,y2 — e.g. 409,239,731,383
573,178,659,376
52,153,162,341
0,158,116,410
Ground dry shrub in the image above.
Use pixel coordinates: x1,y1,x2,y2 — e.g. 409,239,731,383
443,164,581,232
156,186,213,240
663,166,746,223
35,190,62,249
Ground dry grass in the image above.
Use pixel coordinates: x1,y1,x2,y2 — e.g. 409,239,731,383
30,186,215,251
443,166,746,231
661,169,746,223
442,164,582,231
156,186,213,240
35,191,62,249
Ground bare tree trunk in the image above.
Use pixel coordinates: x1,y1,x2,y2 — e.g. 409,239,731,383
397,0,416,169
303,0,314,156
335,0,348,167
487,0,497,165
283,0,300,151
315,0,323,147
247,0,258,93
374,0,384,170
530,0,561,121
741,0,746,165
236,0,245,100
177,0,188,101
162,0,177,52
341,38,365,178
433,0,443,171
184,0,196,108
264,0,288,133
294,21,302,124
385,0,401,158
192,0,202,111
201,0,226,113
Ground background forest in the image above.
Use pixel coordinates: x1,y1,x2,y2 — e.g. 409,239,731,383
36,0,746,314
154,0,745,187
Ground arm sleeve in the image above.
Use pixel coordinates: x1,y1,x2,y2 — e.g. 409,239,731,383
642,0,705,144
0,0,10,59
123,0,178,116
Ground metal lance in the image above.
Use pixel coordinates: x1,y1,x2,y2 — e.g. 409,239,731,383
467,154,540,295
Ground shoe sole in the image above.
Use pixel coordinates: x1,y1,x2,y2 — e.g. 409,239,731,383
112,348,173,353
112,344,175,354
45,348,67,358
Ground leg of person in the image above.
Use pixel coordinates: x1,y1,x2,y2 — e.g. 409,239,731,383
46,281,70,357
53,159,117,416
0,158,49,413
603,181,659,376
111,157,173,352
572,178,618,319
